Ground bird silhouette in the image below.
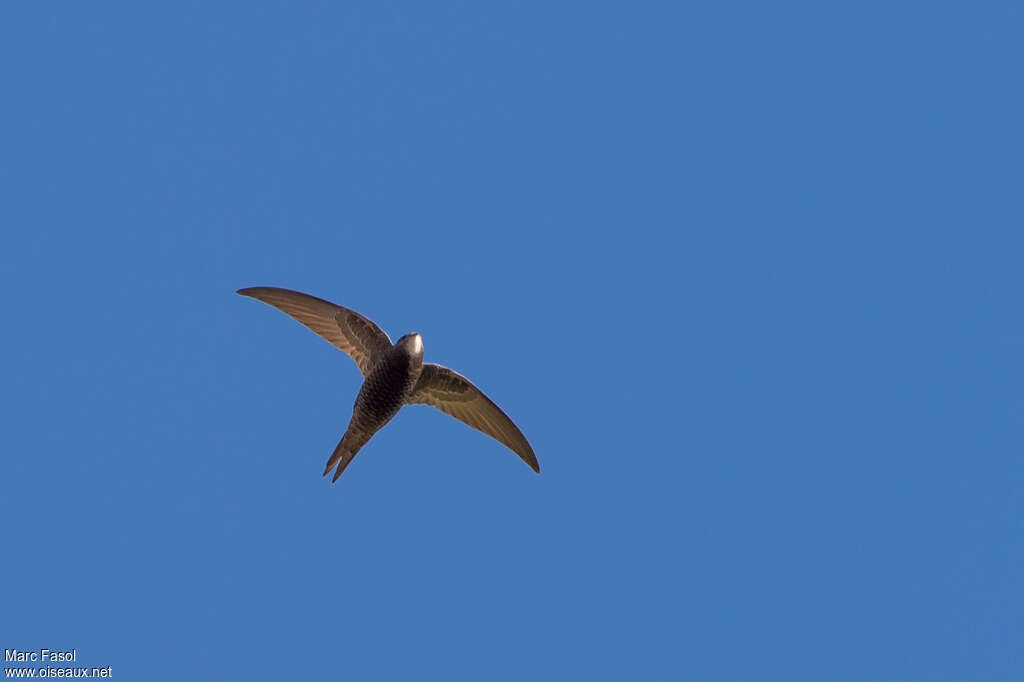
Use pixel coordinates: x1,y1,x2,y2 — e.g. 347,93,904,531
237,287,539,481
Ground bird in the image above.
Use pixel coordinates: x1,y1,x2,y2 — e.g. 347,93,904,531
237,286,539,481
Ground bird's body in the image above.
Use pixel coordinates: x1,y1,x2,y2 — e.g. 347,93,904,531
327,333,425,479
237,287,539,481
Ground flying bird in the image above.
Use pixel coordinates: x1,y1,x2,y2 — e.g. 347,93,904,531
237,286,539,481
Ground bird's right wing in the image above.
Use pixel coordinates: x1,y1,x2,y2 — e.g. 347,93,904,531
407,363,539,473
237,287,392,376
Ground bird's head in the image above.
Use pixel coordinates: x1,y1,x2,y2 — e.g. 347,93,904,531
396,332,424,359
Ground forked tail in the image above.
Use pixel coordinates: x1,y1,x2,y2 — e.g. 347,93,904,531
323,427,371,482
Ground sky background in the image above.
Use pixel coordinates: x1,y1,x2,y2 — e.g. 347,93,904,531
1,2,1021,679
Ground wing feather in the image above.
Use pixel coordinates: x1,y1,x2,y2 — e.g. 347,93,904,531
407,363,539,473
237,287,392,376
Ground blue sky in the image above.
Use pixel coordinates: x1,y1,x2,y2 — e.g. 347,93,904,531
1,2,1021,679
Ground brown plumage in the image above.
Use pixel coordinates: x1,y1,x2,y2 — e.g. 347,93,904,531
237,287,539,481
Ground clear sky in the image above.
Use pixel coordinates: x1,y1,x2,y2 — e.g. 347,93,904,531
1,2,1021,679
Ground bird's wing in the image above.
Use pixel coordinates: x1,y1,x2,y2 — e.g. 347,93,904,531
237,287,392,376
406,363,539,473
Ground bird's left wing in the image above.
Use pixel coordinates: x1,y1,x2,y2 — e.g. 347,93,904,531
406,363,539,473
237,287,392,376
